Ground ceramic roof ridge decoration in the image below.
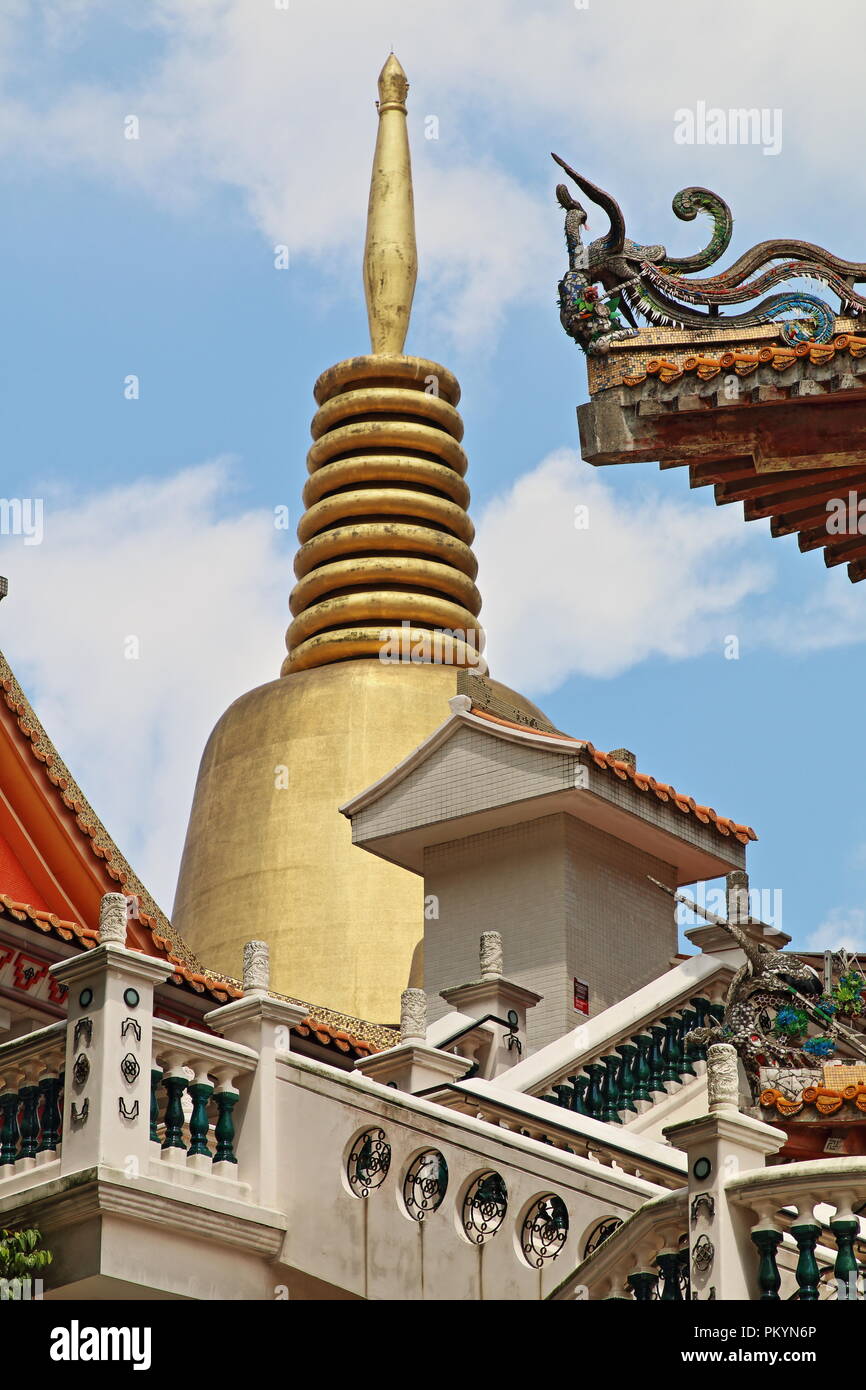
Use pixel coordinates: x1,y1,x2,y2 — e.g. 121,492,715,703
552,153,866,354
622,331,866,386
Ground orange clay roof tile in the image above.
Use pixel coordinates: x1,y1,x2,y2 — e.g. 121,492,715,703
469,708,756,845
0,895,390,1058
622,333,866,387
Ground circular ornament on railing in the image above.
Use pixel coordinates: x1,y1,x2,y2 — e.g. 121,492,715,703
583,1215,623,1259
346,1129,391,1198
403,1150,448,1220
462,1171,508,1243
521,1195,569,1266
692,1233,714,1273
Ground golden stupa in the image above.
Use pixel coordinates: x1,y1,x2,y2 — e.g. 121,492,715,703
172,55,549,1021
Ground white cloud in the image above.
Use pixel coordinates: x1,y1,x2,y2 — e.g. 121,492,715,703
475,449,772,692
2,0,866,347
0,461,287,912
808,909,866,955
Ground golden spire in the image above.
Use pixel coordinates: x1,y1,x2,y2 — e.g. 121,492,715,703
363,54,417,355
281,57,484,677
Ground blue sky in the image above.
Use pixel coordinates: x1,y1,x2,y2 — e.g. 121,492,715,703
0,0,864,957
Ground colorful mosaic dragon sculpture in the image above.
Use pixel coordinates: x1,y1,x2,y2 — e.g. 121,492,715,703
554,153,866,354
649,879,832,1095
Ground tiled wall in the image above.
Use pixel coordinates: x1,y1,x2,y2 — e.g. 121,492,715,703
351,725,577,844
424,813,679,1052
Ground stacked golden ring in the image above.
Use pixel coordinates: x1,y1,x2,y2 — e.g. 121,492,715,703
282,354,485,674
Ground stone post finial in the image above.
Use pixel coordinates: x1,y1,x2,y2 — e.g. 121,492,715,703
707,1043,740,1113
242,940,270,996
479,931,503,981
98,893,129,945
400,988,427,1043
726,869,750,926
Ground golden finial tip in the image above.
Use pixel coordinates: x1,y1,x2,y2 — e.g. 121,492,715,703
377,52,409,108
364,52,416,355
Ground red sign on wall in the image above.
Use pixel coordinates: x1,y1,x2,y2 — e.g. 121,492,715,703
573,977,589,1015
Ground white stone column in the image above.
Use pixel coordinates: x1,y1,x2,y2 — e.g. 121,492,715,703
205,940,308,1209
51,893,173,1177
664,1045,785,1300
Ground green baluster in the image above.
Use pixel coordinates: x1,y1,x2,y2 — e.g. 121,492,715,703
601,1054,623,1123
677,1011,698,1077
708,1000,725,1025
830,1216,860,1300
751,1228,782,1300
187,1078,214,1158
660,1017,682,1084
568,1075,589,1115
632,1035,653,1103
161,1073,188,1151
656,1249,683,1300
552,1083,572,1109
213,1086,239,1165
648,1027,667,1094
150,1067,162,1143
627,1270,657,1301
790,1221,821,1301
17,1080,39,1161
615,1043,637,1113
37,1073,62,1153
584,1064,605,1118
0,1088,19,1166
688,997,712,1062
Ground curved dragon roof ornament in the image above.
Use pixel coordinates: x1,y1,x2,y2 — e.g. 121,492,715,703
553,152,866,355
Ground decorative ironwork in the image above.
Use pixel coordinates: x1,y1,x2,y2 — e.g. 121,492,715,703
582,1215,623,1259
120,1053,141,1085
121,1018,142,1043
123,988,140,1009
118,1098,140,1121
693,1234,715,1273
72,1053,90,1087
347,1129,391,1198
691,1192,715,1224
402,1150,448,1220
521,1194,569,1266
462,1171,508,1244
70,1099,89,1125
73,1017,92,1050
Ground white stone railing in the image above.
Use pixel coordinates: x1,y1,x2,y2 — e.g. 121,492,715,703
434,1076,686,1189
550,1187,689,1299
727,1158,866,1301
151,1020,258,1184
0,1021,66,1182
276,1050,673,1301
499,957,732,1127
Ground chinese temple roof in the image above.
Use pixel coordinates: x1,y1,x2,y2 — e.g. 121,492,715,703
551,158,866,581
